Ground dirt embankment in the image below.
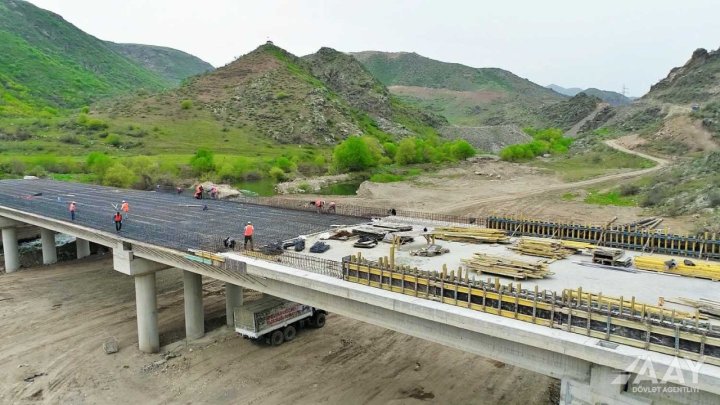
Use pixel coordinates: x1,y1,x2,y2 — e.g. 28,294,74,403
0,257,557,404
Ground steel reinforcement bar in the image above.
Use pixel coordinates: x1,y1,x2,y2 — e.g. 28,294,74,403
486,216,720,260
341,255,720,366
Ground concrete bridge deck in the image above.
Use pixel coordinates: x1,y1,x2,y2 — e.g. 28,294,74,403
2,179,720,404
0,179,361,250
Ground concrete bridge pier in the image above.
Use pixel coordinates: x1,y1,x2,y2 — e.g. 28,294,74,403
76,238,91,259
183,271,204,340
113,243,169,353
1,218,23,273
40,228,57,265
134,272,160,353
225,283,243,327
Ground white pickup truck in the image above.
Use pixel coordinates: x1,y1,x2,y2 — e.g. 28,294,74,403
234,296,327,346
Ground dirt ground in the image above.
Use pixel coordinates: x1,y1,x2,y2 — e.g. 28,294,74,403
0,255,557,405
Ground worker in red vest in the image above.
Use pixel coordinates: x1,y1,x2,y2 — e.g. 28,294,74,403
244,221,254,250
114,211,123,231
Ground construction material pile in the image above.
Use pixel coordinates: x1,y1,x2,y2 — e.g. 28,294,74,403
673,298,720,319
462,253,553,279
509,237,575,259
433,226,509,244
633,256,720,281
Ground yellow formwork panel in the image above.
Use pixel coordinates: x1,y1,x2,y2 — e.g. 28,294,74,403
634,255,720,281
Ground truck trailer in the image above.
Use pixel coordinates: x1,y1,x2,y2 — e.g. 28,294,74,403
234,295,327,346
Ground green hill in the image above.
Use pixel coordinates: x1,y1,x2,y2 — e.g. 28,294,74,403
104,43,442,145
107,43,214,84
352,51,565,126
0,0,209,116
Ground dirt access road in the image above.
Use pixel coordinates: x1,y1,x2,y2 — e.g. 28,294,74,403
441,138,669,215
0,256,557,404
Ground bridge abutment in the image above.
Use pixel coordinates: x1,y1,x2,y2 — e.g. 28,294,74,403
225,283,243,327
40,228,57,265
183,271,204,340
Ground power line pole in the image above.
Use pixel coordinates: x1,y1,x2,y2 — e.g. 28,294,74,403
621,84,628,97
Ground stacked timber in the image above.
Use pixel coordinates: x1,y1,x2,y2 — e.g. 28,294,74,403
433,226,509,244
672,297,720,319
510,237,575,259
560,240,595,252
462,253,553,279
633,256,720,281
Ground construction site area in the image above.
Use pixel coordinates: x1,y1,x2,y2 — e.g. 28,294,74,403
2,179,720,404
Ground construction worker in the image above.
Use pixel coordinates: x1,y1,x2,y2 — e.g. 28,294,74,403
315,199,323,213
114,211,123,231
328,201,336,213
195,185,204,200
69,201,77,220
210,185,218,199
121,200,129,219
244,221,254,250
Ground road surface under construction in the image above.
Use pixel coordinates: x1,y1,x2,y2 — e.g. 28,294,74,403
0,179,362,250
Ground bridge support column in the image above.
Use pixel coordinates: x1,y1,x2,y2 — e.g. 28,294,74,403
40,228,57,265
225,283,243,327
183,271,204,340
2,226,20,273
134,272,160,353
76,238,91,259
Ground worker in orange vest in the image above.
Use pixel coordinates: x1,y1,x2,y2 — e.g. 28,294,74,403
69,201,77,220
121,200,129,219
114,211,123,231
244,221,254,250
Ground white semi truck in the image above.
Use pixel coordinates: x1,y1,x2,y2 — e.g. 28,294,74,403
234,295,327,346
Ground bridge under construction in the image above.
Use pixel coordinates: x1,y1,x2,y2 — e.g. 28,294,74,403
1,179,720,405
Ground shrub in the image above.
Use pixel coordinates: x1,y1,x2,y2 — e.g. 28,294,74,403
60,134,81,144
190,148,215,175
450,139,476,160
395,138,418,165
102,163,137,188
619,184,640,196
275,156,296,173
268,166,286,181
383,142,398,159
105,134,122,147
86,152,112,176
298,182,312,193
333,136,376,172
180,99,193,110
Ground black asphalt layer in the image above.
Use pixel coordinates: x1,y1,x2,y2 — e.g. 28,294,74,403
0,179,363,251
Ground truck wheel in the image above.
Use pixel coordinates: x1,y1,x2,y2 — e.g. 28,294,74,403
283,325,297,341
314,313,326,328
270,330,284,346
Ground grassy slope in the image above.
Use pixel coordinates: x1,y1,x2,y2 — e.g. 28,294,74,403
352,51,565,126
0,0,170,115
107,43,214,84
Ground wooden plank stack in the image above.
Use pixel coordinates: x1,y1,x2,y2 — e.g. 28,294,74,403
509,237,575,259
462,253,553,279
673,297,720,319
633,255,720,281
433,226,509,244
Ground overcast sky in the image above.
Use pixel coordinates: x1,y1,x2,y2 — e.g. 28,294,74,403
28,0,720,97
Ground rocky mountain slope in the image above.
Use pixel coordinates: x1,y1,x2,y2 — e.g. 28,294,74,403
352,51,565,127
107,43,214,84
103,43,443,145
0,0,211,116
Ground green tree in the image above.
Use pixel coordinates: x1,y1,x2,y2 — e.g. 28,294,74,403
190,148,215,175
450,140,476,160
86,152,112,176
333,136,376,172
102,163,137,188
180,99,193,110
268,166,286,181
395,138,418,165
